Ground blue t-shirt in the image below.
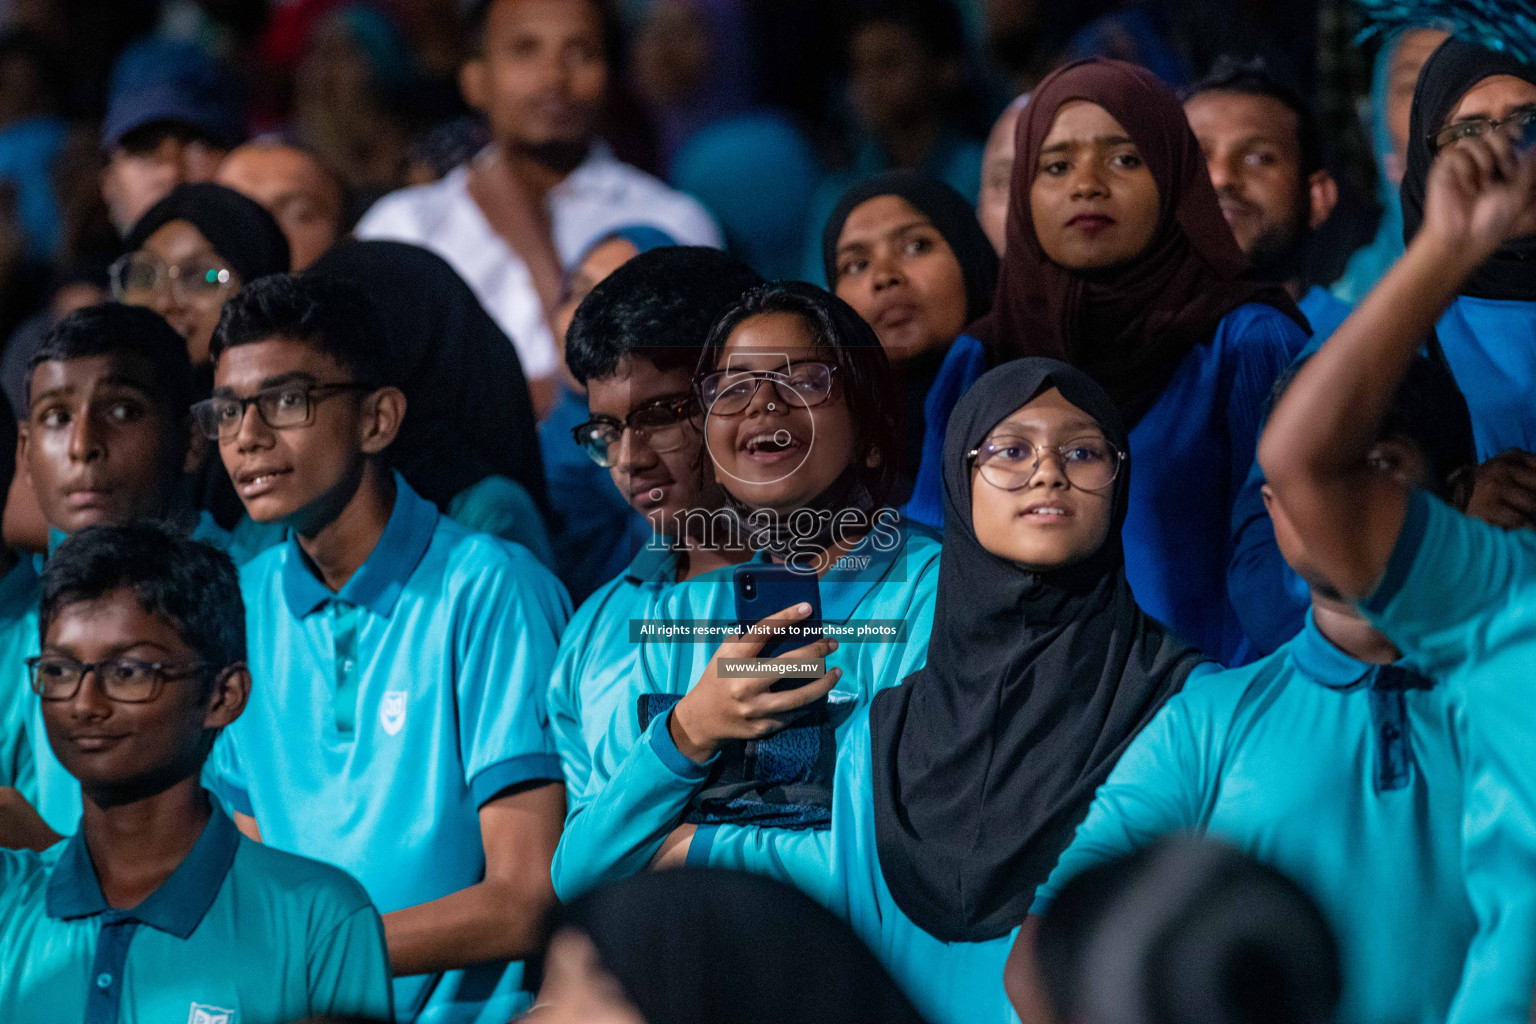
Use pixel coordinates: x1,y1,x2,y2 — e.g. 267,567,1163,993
212,475,570,1023
1363,491,1536,1024
1434,295,1536,461
911,304,1308,662
1299,284,1353,347
0,801,392,1023
1034,615,1472,1024
550,522,942,900
693,708,1019,1024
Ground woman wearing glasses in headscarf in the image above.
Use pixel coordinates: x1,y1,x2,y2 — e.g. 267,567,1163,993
668,359,1207,1024
551,282,943,903
1398,39,1536,529
907,58,1309,666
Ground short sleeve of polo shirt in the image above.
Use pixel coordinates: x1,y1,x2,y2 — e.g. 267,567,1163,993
1030,667,1225,914
306,899,395,1019
451,540,570,807
1364,490,1536,672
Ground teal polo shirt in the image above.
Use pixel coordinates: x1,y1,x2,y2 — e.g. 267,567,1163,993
1362,491,1536,1024
212,474,569,1024
5,513,280,837
550,521,942,900
0,557,40,801
1033,614,1471,1024
0,800,392,1023
549,542,681,807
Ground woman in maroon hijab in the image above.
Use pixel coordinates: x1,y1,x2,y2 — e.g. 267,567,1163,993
910,58,1308,665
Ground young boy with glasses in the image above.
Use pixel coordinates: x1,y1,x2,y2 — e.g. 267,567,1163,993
550,246,760,815
0,304,279,847
203,272,569,1024
0,522,392,1022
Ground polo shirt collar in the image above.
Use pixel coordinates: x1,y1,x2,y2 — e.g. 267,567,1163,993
46,802,240,939
282,472,438,619
745,519,912,624
623,542,680,588
1291,611,1420,691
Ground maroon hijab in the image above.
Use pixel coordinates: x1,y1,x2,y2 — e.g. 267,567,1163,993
970,58,1304,414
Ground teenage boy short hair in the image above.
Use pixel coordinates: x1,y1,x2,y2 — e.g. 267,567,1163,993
29,304,197,418
39,522,245,701
211,273,388,386
564,246,764,385
1185,56,1324,177
1266,351,1476,499
461,0,617,60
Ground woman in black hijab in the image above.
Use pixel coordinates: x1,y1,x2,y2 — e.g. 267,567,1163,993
668,357,1205,1024
1398,38,1536,468
823,172,999,475
118,182,291,368
539,869,927,1024
307,240,551,550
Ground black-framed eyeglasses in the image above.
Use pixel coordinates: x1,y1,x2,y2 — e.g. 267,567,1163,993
967,435,1124,492
26,655,213,703
572,393,696,468
1433,106,1536,152
191,381,374,440
697,362,838,417
109,251,235,303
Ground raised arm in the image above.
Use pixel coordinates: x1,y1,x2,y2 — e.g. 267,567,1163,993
1259,135,1536,600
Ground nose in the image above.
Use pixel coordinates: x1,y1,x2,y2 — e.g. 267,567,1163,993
232,401,272,453
1027,447,1071,490
1206,153,1238,193
743,376,785,418
66,411,104,464
1069,161,1108,201
612,427,660,476
65,666,112,724
870,246,904,292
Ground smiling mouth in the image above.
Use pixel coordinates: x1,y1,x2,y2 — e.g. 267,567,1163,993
67,734,127,751
1020,504,1073,520
236,467,291,496
740,430,804,461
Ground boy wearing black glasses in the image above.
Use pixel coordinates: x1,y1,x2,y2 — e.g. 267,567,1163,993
0,304,277,848
550,245,759,820
203,272,569,1023
0,522,392,1022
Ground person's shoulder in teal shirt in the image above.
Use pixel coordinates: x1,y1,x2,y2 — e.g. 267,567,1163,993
549,542,682,807
0,557,40,800
0,802,392,1024
1034,610,1473,1024
550,520,943,901
694,705,1019,1024
1363,490,1536,1024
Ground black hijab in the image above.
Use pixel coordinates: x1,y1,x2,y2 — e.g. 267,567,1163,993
308,240,547,512
560,869,929,1024
821,171,1000,324
124,183,291,284
1402,39,1536,300
820,173,998,477
869,357,1206,943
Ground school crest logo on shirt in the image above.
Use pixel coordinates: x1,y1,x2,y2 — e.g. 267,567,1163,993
380,689,408,736
187,1005,236,1024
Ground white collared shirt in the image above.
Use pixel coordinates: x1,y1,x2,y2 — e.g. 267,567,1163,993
356,144,721,379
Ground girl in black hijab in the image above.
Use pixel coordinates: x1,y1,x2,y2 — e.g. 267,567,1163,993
539,869,928,1024
823,172,999,475
1398,38,1536,470
663,357,1206,1024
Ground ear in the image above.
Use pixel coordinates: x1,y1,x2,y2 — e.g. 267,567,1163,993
358,386,407,456
1307,169,1338,231
182,416,208,476
459,58,490,113
15,418,31,489
1260,482,1277,516
864,444,883,470
204,663,250,729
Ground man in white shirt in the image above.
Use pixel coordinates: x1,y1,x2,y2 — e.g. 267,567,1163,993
356,0,720,408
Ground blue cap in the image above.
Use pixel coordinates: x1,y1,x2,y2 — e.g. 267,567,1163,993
101,39,243,153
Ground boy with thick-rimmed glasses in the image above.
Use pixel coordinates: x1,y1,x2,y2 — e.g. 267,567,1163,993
550,246,760,823
203,272,569,1024
0,304,281,849
0,522,392,1023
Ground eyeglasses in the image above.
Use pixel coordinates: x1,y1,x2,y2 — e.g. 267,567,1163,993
967,434,1124,492
697,362,838,417
572,394,697,468
1433,106,1536,152
191,381,373,440
109,251,235,304
26,655,211,703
